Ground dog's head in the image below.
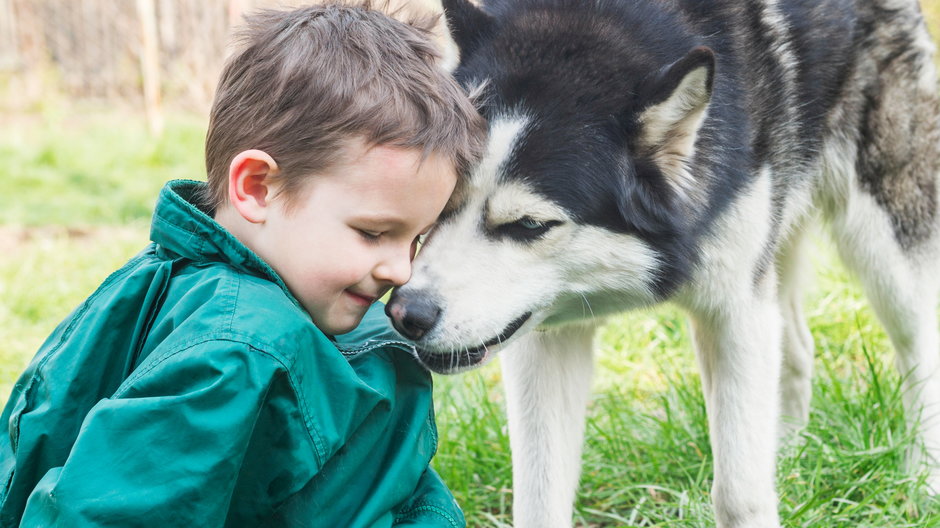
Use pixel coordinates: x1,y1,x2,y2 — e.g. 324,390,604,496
388,0,717,373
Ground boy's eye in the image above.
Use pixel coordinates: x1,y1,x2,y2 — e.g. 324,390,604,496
357,229,382,241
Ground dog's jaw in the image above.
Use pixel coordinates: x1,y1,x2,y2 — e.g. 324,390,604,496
413,311,535,373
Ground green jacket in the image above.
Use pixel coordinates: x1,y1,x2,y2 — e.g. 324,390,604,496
0,180,464,528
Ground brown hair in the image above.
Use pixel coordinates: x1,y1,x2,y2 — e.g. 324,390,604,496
202,1,485,210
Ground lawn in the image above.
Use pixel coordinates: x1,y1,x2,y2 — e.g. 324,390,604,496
5,8,940,524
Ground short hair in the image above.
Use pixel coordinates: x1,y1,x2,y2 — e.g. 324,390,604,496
202,2,485,211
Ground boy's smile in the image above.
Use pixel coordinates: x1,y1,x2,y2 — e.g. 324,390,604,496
345,290,378,307
239,140,457,335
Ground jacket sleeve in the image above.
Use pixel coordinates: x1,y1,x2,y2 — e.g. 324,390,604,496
393,466,466,528
19,339,282,528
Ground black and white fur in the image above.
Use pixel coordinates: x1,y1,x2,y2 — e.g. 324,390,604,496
387,0,940,526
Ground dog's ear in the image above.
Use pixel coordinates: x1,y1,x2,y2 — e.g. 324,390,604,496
635,46,715,203
442,0,495,60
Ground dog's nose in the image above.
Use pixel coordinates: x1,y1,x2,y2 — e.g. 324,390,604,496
385,291,441,340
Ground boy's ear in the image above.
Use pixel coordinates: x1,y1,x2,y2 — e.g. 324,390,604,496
228,149,279,224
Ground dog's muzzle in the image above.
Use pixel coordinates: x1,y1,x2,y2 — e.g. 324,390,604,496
386,290,532,373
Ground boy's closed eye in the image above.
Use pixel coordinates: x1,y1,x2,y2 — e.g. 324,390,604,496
355,226,431,261
357,228,384,242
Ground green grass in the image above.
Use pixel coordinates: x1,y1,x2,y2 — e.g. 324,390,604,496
0,106,205,226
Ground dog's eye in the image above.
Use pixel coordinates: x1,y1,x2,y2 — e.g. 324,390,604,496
518,217,542,230
496,217,562,242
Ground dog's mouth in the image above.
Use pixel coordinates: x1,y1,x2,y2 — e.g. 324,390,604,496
416,312,532,374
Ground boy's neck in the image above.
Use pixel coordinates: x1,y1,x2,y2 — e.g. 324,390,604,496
214,204,255,250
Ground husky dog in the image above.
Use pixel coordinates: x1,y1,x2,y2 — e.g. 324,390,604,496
386,0,940,525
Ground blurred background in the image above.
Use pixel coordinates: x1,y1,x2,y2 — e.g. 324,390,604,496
2,1,940,526
0,0,449,121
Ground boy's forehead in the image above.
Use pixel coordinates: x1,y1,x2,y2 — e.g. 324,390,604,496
298,141,457,218
334,141,456,183
351,139,457,171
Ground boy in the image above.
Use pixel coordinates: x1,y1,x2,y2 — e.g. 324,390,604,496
0,4,484,527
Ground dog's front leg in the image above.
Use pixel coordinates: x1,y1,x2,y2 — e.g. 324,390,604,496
501,323,596,528
688,297,783,528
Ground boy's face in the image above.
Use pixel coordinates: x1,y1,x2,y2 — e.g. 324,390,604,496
253,141,457,335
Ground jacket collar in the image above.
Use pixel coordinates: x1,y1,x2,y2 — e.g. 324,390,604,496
149,180,300,309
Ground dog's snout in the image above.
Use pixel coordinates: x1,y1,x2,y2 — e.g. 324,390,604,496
386,291,441,340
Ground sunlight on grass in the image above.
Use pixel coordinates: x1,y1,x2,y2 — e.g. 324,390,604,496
0,107,205,226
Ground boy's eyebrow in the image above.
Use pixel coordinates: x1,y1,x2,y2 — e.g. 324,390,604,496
351,214,407,225
351,214,437,234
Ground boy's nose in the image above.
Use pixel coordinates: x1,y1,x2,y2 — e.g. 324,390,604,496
374,252,412,286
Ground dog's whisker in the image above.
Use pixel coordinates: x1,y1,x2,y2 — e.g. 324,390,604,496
579,293,596,321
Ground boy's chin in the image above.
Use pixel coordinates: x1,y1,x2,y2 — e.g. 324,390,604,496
318,312,367,336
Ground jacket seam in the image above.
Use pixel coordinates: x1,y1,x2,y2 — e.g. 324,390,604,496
336,340,415,357
226,273,240,334
393,503,462,527
427,406,439,454
0,462,16,518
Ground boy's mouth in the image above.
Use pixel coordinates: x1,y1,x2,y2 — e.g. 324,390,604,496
345,289,378,307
